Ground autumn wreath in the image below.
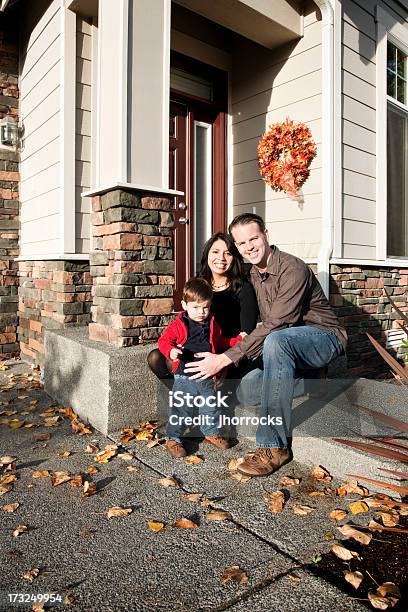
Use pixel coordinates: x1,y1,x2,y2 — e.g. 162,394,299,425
257,118,317,198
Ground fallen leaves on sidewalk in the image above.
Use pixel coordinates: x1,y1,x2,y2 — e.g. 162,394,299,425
173,518,198,529
147,521,165,532
280,475,301,487
310,465,332,483
329,509,347,521
337,524,372,545
0,455,16,466
3,502,19,512
13,524,28,537
107,506,132,519
51,471,71,486
185,455,203,465
349,500,369,515
158,476,179,488
293,504,314,516
344,570,363,590
85,443,99,454
205,510,231,522
221,565,249,585
368,582,401,610
95,444,118,464
330,543,359,561
22,568,40,582
83,481,97,497
336,480,369,497
32,470,50,479
264,490,285,513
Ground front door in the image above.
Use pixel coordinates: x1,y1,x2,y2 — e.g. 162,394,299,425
169,58,228,308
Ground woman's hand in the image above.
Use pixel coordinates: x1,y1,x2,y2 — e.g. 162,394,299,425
169,347,183,361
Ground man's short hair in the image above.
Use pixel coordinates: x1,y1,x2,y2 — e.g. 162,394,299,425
182,277,213,303
228,213,266,235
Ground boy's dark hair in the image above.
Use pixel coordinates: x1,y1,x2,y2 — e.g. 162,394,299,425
182,277,213,303
228,213,266,235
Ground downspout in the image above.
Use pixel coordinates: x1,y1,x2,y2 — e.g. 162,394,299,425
314,0,335,298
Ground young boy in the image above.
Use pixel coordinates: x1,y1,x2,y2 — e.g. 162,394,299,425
158,277,242,458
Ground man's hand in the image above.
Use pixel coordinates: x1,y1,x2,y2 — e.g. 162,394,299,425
184,352,233,380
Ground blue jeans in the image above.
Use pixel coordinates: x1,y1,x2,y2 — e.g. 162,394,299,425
166,375,222,441
235,326,343,449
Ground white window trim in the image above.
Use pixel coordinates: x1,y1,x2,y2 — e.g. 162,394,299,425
375,4,408,262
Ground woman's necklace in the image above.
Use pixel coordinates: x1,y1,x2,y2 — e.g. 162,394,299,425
212,280,229,290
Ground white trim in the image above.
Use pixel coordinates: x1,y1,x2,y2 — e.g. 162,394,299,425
161,0,171,189
332,0,342,258
60,4,76,254
315,0,335,298
375,4,408,263
95,4,101,187
0,0,11,12
118,0,129,182
331,257,408,268
90,20,98,189
81,181,183,197
16,253,90,261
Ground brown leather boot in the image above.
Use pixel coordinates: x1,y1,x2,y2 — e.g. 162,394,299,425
165,439,186,458
237,448,291,477
204,436,230,450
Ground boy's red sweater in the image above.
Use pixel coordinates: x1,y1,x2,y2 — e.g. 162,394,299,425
158,312,242,373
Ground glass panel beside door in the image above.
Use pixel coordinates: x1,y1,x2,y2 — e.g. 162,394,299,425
194,121,213,274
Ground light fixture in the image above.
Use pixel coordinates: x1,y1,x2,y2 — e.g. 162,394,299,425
0,113,19,147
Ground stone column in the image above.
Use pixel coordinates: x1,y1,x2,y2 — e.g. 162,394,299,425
89,189,174,347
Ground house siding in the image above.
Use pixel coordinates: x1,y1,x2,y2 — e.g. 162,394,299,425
75,15,92,255
19,0,61,257
341,0,377,260
231,0,322,260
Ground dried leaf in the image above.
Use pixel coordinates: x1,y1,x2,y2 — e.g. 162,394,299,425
95,444,118,464
183,492,203,503
280,475,301,487
287,573,301,582
85,466,98,474
85,444,99,454
13,524,28,537
344,570,363,590
126,466,138,473
231,472,251,483
310,465,332,482
51,471,71,486
158,476,179,488
59,451,71,458
368,582,401,609
63,594,75,605
146,438,160,448
43,416,61,427
71,418,92,435
337,524,372,545
205,510,231,522
118,452,133,461
221,565,249,585
369,519,385,531
34,433,50,442
8,418,24,429
173,517,199,529
120,428,136,442
185,455,203,465
0,455,16,465
107,506,132,519
293,504,314,516
83,481,97,497
0,474,17,485
264,490,285,513
349,501,369,515
375,511,399,527
135,430,152,441
70,474,84,488
3,502,19,513
330,509,347,521
23,568,39,582
330,543,355,561
147,521,165,532
336,480,369,497
0,484,12,496
32,470,50,479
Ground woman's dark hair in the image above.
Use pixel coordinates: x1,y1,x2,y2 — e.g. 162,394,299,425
199,232,244,294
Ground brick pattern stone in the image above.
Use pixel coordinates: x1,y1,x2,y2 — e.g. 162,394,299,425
89,190,174,347
0,17,19,359
330,264,408,375
18,261,92,365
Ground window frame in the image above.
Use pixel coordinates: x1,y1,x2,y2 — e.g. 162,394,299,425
376,6,408,264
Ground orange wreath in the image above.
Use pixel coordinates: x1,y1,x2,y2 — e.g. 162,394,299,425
258,118,317,198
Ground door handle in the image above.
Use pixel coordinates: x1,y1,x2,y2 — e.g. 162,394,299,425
179,217,188,224
178,202,187,210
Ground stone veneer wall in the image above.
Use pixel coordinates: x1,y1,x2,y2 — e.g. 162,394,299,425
89,190,174,346
18,261,92,365
329,264,408,376
0,14,19,359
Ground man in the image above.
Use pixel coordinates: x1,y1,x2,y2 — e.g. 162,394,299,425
185,213,347,477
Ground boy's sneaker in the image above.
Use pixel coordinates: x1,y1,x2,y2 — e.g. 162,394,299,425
204,436,230,450
165,439,186,458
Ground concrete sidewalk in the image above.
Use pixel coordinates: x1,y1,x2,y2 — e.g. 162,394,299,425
0,360,396,611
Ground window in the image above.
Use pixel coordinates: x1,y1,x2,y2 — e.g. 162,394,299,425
387,41,408,257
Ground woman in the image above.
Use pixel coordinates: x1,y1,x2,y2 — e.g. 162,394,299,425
147,232,258,379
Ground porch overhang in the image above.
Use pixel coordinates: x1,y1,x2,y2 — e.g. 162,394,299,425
173,0,302,49
65,0,98,19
